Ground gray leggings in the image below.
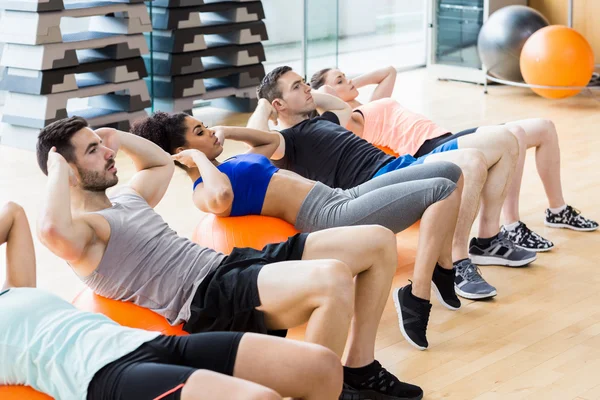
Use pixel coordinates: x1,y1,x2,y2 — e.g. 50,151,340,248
294,161,462,233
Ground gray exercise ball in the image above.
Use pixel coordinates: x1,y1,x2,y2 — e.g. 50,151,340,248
478,5,549,82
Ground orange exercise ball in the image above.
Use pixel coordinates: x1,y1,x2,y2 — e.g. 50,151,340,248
72,288,187,335
520,25,594,99
375,144,399,157
192,213,299,254
0,386,52,400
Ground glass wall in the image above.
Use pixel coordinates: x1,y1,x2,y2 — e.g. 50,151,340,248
337,0,427,76
261,0,304,73
262,0,428,78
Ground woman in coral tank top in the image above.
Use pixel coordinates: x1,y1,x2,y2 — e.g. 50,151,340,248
309,66,597,251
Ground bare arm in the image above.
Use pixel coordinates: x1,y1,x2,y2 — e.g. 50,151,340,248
311,91,352,126
173,150,233,215
247,98,278,133
97,128,175,208
351,66,396,102
218,126,281,158
247,99,286,159
37,149,95,264
1,202,36,290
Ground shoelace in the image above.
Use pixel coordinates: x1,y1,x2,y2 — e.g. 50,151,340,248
373,365,401,392
420,304,431,331
566,205,581,216
406,280,432,329
517,223,538,240
520,223,548,241
566,206,597,226
460,263,486,283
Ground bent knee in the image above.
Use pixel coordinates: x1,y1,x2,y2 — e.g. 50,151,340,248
498,128,520,157
2,201,25,216
429,177,458,203
431,161,463,183
361,225,396,249
537,118,558,142
456,149,488,180
507,125,527,147
305,343,343,375
310,260,354,305
420,160,463,183
304,344,344,391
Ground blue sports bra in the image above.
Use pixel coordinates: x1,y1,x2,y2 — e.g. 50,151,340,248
193,153,279,216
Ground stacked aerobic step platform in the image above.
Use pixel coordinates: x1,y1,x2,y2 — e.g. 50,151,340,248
0,0,152,150
145,0,268,113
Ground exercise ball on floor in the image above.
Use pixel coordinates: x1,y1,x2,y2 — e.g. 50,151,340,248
520,25,595,99
375,144,399,157
72,288,187,335
477,5,549,82
0,386,52,400
193,213,299,254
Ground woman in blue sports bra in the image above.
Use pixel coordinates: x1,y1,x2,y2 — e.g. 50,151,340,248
132,112,462,237
133,112,465,313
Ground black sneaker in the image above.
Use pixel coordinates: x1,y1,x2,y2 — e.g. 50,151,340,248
392,284,432,350
501,221,554,252
341,361,424,400
431,264,461,310
469,232,537,267
545,205,598,232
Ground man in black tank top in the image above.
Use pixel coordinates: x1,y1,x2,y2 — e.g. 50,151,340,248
36,116,425,400
250,66,545,305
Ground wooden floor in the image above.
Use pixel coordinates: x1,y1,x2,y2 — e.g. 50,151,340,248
1,68,599,399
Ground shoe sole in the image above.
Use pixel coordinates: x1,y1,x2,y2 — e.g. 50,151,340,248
515,243,554,253
544,221,598,232
341,388,424,400
454,285,497,300
392,288,428,351
469,254,537,267
431,281,460,311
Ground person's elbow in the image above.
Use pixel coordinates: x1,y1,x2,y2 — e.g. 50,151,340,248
159,149,176,170
385,65,397,79
194,188,233,215
37,223,83,262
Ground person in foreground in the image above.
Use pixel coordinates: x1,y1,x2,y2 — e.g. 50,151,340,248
0,201,343,400
132,111,463,351
310,65,598,251
35,117,424,400
251,66,537,302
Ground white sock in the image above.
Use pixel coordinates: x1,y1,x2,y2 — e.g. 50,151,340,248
503,221,520,231
549,204,567,214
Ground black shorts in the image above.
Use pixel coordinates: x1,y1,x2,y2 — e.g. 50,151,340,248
413,127,478,158
87,332,244,400
183,233,309,336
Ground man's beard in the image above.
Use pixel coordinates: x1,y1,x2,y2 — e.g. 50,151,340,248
77,167,118,192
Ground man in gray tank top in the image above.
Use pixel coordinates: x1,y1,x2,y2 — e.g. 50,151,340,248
36,117,424,400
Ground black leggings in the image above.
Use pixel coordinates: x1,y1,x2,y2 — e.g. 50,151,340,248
87,332,244,400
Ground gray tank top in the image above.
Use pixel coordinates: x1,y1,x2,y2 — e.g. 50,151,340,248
81,192,226,325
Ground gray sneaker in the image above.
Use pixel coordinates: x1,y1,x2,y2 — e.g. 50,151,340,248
454,259,497,300
469,232,537,267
